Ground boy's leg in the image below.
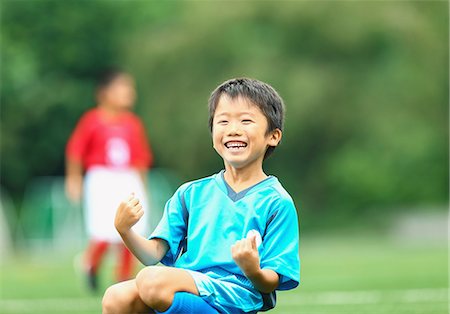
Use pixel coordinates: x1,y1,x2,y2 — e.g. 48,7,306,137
85,240,109,290
102,279,154,314
135,266,202,313
85,240,109,272
157,292,218,314
116,243,135,282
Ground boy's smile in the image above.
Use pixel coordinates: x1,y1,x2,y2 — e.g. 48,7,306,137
225,141,247,151
212,95,281,171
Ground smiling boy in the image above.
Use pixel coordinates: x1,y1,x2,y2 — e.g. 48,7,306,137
102,78,300,314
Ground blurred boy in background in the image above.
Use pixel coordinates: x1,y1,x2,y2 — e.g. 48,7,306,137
65,69,153,291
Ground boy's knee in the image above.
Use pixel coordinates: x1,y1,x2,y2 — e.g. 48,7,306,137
136,266,166,291
102,280,151,314
102,285,121,314
136,266,172,309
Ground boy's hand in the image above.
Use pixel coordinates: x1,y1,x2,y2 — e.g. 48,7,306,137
231,234,261,276
65,175,82,204
114,193,144,235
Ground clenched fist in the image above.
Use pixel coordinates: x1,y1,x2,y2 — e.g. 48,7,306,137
114,193,144,235
231,234,261,277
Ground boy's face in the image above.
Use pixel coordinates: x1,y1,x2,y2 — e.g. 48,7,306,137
212,95,281,170
98,74,136,110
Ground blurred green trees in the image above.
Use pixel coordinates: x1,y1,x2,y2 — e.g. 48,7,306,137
1,1,448,226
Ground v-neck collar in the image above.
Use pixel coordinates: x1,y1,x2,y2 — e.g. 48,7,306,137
217,170,274,202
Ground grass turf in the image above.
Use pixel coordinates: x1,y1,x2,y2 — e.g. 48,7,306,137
0,232,447,314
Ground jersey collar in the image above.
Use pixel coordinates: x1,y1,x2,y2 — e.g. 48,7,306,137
214,170,276,202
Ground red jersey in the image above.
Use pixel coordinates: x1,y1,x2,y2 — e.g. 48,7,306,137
66,108,153,170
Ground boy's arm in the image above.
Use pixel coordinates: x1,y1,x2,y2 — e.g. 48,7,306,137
231,236,279,293
65,159,83,204
115,194,169,266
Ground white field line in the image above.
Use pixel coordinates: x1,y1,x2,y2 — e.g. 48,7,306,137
286,288,449,305
0,288,447,312
0,297,101,312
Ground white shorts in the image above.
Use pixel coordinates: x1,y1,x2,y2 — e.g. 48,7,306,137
83,166,150,242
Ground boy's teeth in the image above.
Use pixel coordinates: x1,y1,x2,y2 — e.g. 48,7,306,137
226,142,247,148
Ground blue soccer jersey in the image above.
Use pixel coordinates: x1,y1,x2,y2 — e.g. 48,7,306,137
149,170,300,312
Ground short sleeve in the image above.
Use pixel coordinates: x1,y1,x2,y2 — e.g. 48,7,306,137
131,117,153,169
66,112,93,163
260,197,300,290
149,184,189,266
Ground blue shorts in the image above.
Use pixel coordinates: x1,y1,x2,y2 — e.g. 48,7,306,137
185,268,263,314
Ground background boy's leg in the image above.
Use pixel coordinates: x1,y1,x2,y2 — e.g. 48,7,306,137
103,279,154,314
85,240,109,290
116,243,134,282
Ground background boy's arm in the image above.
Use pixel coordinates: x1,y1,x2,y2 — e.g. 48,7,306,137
231,236,279,293
65,159,83,204
115,194,169,265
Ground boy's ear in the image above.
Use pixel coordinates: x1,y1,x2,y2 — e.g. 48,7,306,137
268,128,282,147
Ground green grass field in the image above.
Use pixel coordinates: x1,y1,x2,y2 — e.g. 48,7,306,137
0,232,447,314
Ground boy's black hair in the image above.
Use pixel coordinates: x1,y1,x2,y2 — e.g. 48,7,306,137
208,78,285,159
95,68,127,91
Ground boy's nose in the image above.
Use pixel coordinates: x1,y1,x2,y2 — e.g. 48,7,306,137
226,122,242,135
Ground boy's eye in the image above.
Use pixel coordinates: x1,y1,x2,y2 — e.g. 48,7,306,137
242,119,253,124
217,120,228,125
